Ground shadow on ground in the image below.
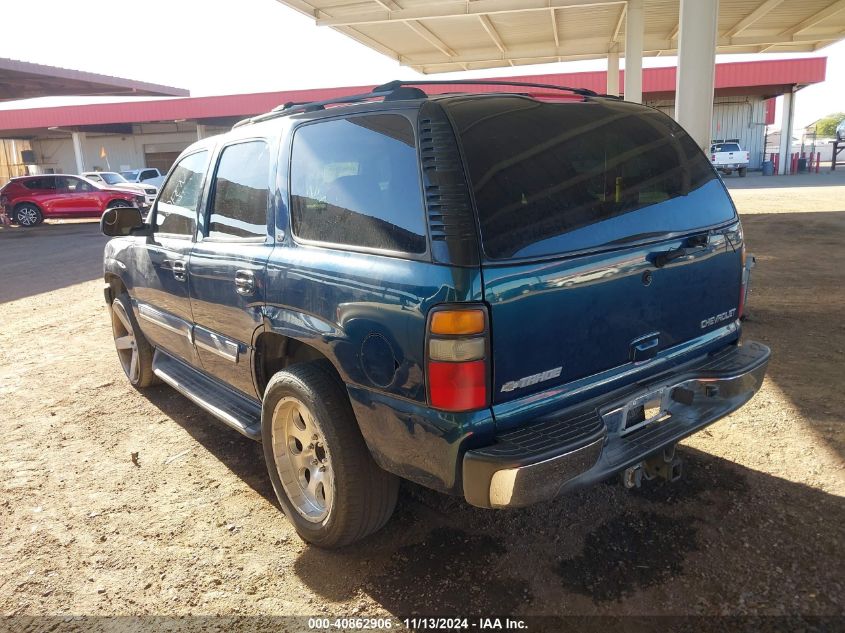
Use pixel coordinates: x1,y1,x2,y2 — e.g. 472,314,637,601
295,448,845,617
0,221,107,303
288,447,843,616
138,383,277,506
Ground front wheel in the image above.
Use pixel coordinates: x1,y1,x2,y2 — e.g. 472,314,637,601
262,361,398,548
111,293,157,388
107,199,132,209
14,203,43,227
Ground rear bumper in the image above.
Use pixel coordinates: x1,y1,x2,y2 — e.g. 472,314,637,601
463,341,770,508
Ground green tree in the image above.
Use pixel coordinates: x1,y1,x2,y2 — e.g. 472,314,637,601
815,113,845,137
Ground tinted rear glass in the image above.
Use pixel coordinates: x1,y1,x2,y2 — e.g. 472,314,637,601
445,97,735,260
712,143,741,152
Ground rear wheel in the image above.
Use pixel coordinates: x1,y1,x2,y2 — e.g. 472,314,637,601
14,203,43,227
111,293,156,388
262,360,398,548
738,167,747,178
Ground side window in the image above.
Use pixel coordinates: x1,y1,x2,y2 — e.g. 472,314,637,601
206,141,269,239
23,178,43,190
290,114,427,254
63,177,92,192
154,151,209,237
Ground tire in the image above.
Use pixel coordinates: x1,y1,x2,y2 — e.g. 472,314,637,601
111,292,157,388
107,199,132,209
262,360,399,548
14,203,43,227
739,167,747,178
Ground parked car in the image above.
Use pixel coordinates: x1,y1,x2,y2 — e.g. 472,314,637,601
82,171,158,206
710,140,750,177
1,174,145,227
100,80,770,548
836,119,845,142
120,167,165,188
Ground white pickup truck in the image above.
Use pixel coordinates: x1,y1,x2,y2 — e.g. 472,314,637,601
120,167,165,188
710,140,749,177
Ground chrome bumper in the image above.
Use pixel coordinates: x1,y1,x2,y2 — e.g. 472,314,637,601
462,341,770,509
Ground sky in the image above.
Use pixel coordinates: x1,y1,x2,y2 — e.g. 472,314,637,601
0,0,843,129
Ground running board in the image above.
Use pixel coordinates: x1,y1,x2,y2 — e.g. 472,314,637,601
152,350,262,441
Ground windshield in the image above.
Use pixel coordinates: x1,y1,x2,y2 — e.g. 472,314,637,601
444,96,735,260
121,170,140,180
99,172,128,185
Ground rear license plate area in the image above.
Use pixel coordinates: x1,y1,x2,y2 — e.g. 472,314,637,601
621,390,668,436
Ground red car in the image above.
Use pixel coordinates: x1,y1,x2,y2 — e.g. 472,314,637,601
0,174,146,227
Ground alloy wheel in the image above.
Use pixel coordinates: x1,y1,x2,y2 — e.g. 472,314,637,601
111,300,139,383
271,396,334,523
16,206,39,226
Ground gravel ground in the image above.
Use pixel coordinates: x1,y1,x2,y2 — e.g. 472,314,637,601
0,172,843,627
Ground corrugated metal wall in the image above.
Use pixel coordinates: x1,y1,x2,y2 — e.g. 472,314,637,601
647,97,768,170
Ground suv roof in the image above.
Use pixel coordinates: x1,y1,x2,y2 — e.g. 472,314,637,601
233,79,612,129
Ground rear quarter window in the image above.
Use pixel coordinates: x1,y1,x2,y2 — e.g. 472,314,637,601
289,114,427,254
445,97,736,260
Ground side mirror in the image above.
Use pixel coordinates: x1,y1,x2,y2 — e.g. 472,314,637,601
101,206,148,237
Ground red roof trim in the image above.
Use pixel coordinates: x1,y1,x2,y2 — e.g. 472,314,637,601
0,57,826,133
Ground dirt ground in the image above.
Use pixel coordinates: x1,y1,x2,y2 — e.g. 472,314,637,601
1,172,843,628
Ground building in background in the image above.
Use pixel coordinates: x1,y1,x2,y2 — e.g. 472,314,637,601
0,57,826,181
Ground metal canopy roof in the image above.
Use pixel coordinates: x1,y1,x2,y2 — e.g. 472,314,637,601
0,57,189,101
277,0,845,73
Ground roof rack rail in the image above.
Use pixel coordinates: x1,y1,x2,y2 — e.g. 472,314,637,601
233,83,428,128
233,78,603,128
372,79,599,98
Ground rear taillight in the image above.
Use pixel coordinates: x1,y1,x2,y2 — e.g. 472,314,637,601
711,154,716,162
426,306,489,412
738,242,748,319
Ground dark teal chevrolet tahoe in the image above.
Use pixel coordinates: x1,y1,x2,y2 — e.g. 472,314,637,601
100,80,770,547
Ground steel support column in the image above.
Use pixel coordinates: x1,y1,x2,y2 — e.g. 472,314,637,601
675,0,719,151
607,50,620,96
71,132,86,174
623,0,644,103
777,90,795,175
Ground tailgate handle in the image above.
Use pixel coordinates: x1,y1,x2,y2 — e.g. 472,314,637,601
652,247,686,268
630,333,660,362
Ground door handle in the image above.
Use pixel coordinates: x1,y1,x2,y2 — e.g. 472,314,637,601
171,260,187,282
234,269,256,296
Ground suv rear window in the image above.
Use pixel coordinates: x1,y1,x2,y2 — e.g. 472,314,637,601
445,97,735,260
290,114,427,254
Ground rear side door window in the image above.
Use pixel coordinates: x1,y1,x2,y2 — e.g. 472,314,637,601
205,140,270,239
154,151,209,237
289,114,427,254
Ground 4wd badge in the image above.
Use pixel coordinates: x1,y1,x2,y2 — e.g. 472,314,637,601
501,367,562,393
